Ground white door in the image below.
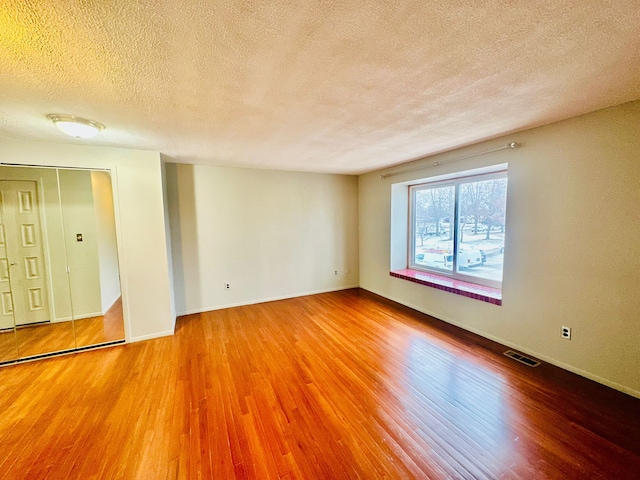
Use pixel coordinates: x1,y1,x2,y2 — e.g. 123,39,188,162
0,181,51,326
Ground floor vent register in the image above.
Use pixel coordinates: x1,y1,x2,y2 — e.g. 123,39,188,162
504,350,541,367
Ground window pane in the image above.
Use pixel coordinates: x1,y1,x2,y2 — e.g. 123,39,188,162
456,178,507,281
413,186,455,271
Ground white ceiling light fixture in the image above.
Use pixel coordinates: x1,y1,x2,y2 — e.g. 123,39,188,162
47,114,105,139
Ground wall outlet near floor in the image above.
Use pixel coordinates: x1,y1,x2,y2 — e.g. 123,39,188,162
334,270,338,276
225,283,231,290
561,326,571,340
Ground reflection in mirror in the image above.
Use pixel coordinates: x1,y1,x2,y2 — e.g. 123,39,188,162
58,169,123,348
0,168,76,357
0,329,18,363
0,165,124,360
0,199,19,363
0,330,19,364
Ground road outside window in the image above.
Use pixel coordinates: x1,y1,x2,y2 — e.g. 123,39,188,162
410,171,507,288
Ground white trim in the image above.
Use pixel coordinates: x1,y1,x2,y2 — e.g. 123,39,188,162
360,286,640,400
51,311,104,323
130,329,174,343
176,285,360,317
72,311,103,320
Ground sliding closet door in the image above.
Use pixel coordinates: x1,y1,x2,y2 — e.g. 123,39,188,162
0,169,77,358
0,165,125,362
58,169,123,348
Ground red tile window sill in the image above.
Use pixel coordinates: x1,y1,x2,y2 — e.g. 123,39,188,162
390,268,502,306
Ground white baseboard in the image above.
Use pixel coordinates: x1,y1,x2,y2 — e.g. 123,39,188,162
74,311,104,321
176,284,360,317
360,286,640,400
102,294,121,315
130,330,175,343
52,311,103,323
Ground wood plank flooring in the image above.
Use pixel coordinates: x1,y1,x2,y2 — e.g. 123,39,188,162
73,297,125,348
0,289,638,479
1,297,124,361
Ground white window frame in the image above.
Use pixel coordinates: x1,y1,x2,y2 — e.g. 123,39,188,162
409,169,507,289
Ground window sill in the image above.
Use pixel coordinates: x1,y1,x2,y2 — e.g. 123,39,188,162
390,269,502,305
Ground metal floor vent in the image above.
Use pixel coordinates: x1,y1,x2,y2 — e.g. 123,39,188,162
504,350,541,367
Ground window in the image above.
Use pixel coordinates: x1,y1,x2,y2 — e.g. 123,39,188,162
409,170,507,289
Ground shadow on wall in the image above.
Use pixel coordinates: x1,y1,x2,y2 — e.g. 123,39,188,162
163,162,360,317
165,163,200,316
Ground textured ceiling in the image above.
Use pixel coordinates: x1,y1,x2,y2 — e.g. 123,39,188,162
1,1,639,174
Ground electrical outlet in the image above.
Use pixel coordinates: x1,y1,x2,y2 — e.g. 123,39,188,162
561,326,571,340
225,283,230,290
334,270,338,276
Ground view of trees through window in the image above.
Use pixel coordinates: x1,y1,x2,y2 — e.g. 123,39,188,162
411,174,507,285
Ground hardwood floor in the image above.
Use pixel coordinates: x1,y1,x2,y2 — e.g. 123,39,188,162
0,329,18,363
0,289,637,479
73,297,125,348
14,321,76,358
1,298,125,360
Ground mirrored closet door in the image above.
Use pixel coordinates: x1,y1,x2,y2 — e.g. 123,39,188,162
0,165,124,364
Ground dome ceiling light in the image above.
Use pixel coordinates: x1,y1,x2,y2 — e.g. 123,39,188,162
47,114,105,139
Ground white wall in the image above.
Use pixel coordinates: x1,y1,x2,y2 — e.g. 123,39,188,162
359,100,640,398
0,139,175,342
166,164,359,315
